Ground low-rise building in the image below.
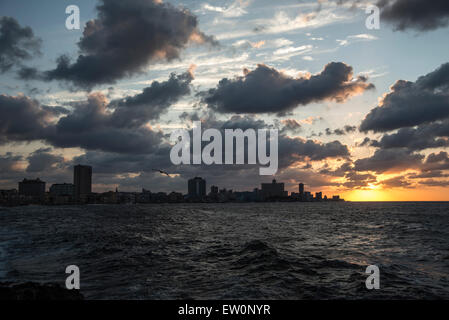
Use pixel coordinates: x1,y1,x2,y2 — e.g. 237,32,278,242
18,178,46,199
50,183,75,197
261,179,287,199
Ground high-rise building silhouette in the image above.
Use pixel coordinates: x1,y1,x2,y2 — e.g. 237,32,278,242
74,165,92,200
299,183,304,196
188,177,206,197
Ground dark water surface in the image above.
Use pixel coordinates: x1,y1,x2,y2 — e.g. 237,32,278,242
1,202,449,299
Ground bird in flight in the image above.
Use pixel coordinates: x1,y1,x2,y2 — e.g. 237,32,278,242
152,169,171,177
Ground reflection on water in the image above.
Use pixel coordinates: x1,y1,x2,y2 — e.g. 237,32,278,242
1,202,449,299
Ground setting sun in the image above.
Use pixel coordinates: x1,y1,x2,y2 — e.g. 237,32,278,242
343,189,391,202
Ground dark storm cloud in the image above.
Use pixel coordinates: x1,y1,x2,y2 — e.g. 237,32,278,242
319,161,353,176
0,92,166,154
179,111,200,122
380,176,412,188
23,0,216,89
341,171,377,189
425,151,449,163
49,126,164,158
408,171,449,179
354,148,424,173
211,114,268,131
419,179,449,187
0,94,51,144
200,62,374,115
360,63,449,132
109,69,194,127
330,0,449,32
325,125,357,136
279,138,350,168
26,148,65,173
0,94,166,154
357,137,372,147
279,119,302,134
383,152,449,186
377,0,449,31
0,152,22,172
371,120,449,151
1,69,193,153
421,151,449,172
0,17,41,73
319,161,378,189
17,66,43,81
46,93,166,154
343,125,357,133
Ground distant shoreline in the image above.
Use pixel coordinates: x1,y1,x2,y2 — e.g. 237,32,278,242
3,201,449,208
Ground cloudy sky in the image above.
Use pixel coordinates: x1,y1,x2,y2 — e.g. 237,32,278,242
1,0,449,201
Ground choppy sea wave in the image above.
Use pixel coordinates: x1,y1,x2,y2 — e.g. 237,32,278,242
1,202,449,299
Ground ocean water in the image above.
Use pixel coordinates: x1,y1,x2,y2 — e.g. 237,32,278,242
1,202,449,299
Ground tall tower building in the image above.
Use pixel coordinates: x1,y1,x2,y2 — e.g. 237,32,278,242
74,165,92,200
188,177,206,198
299,183,304,195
